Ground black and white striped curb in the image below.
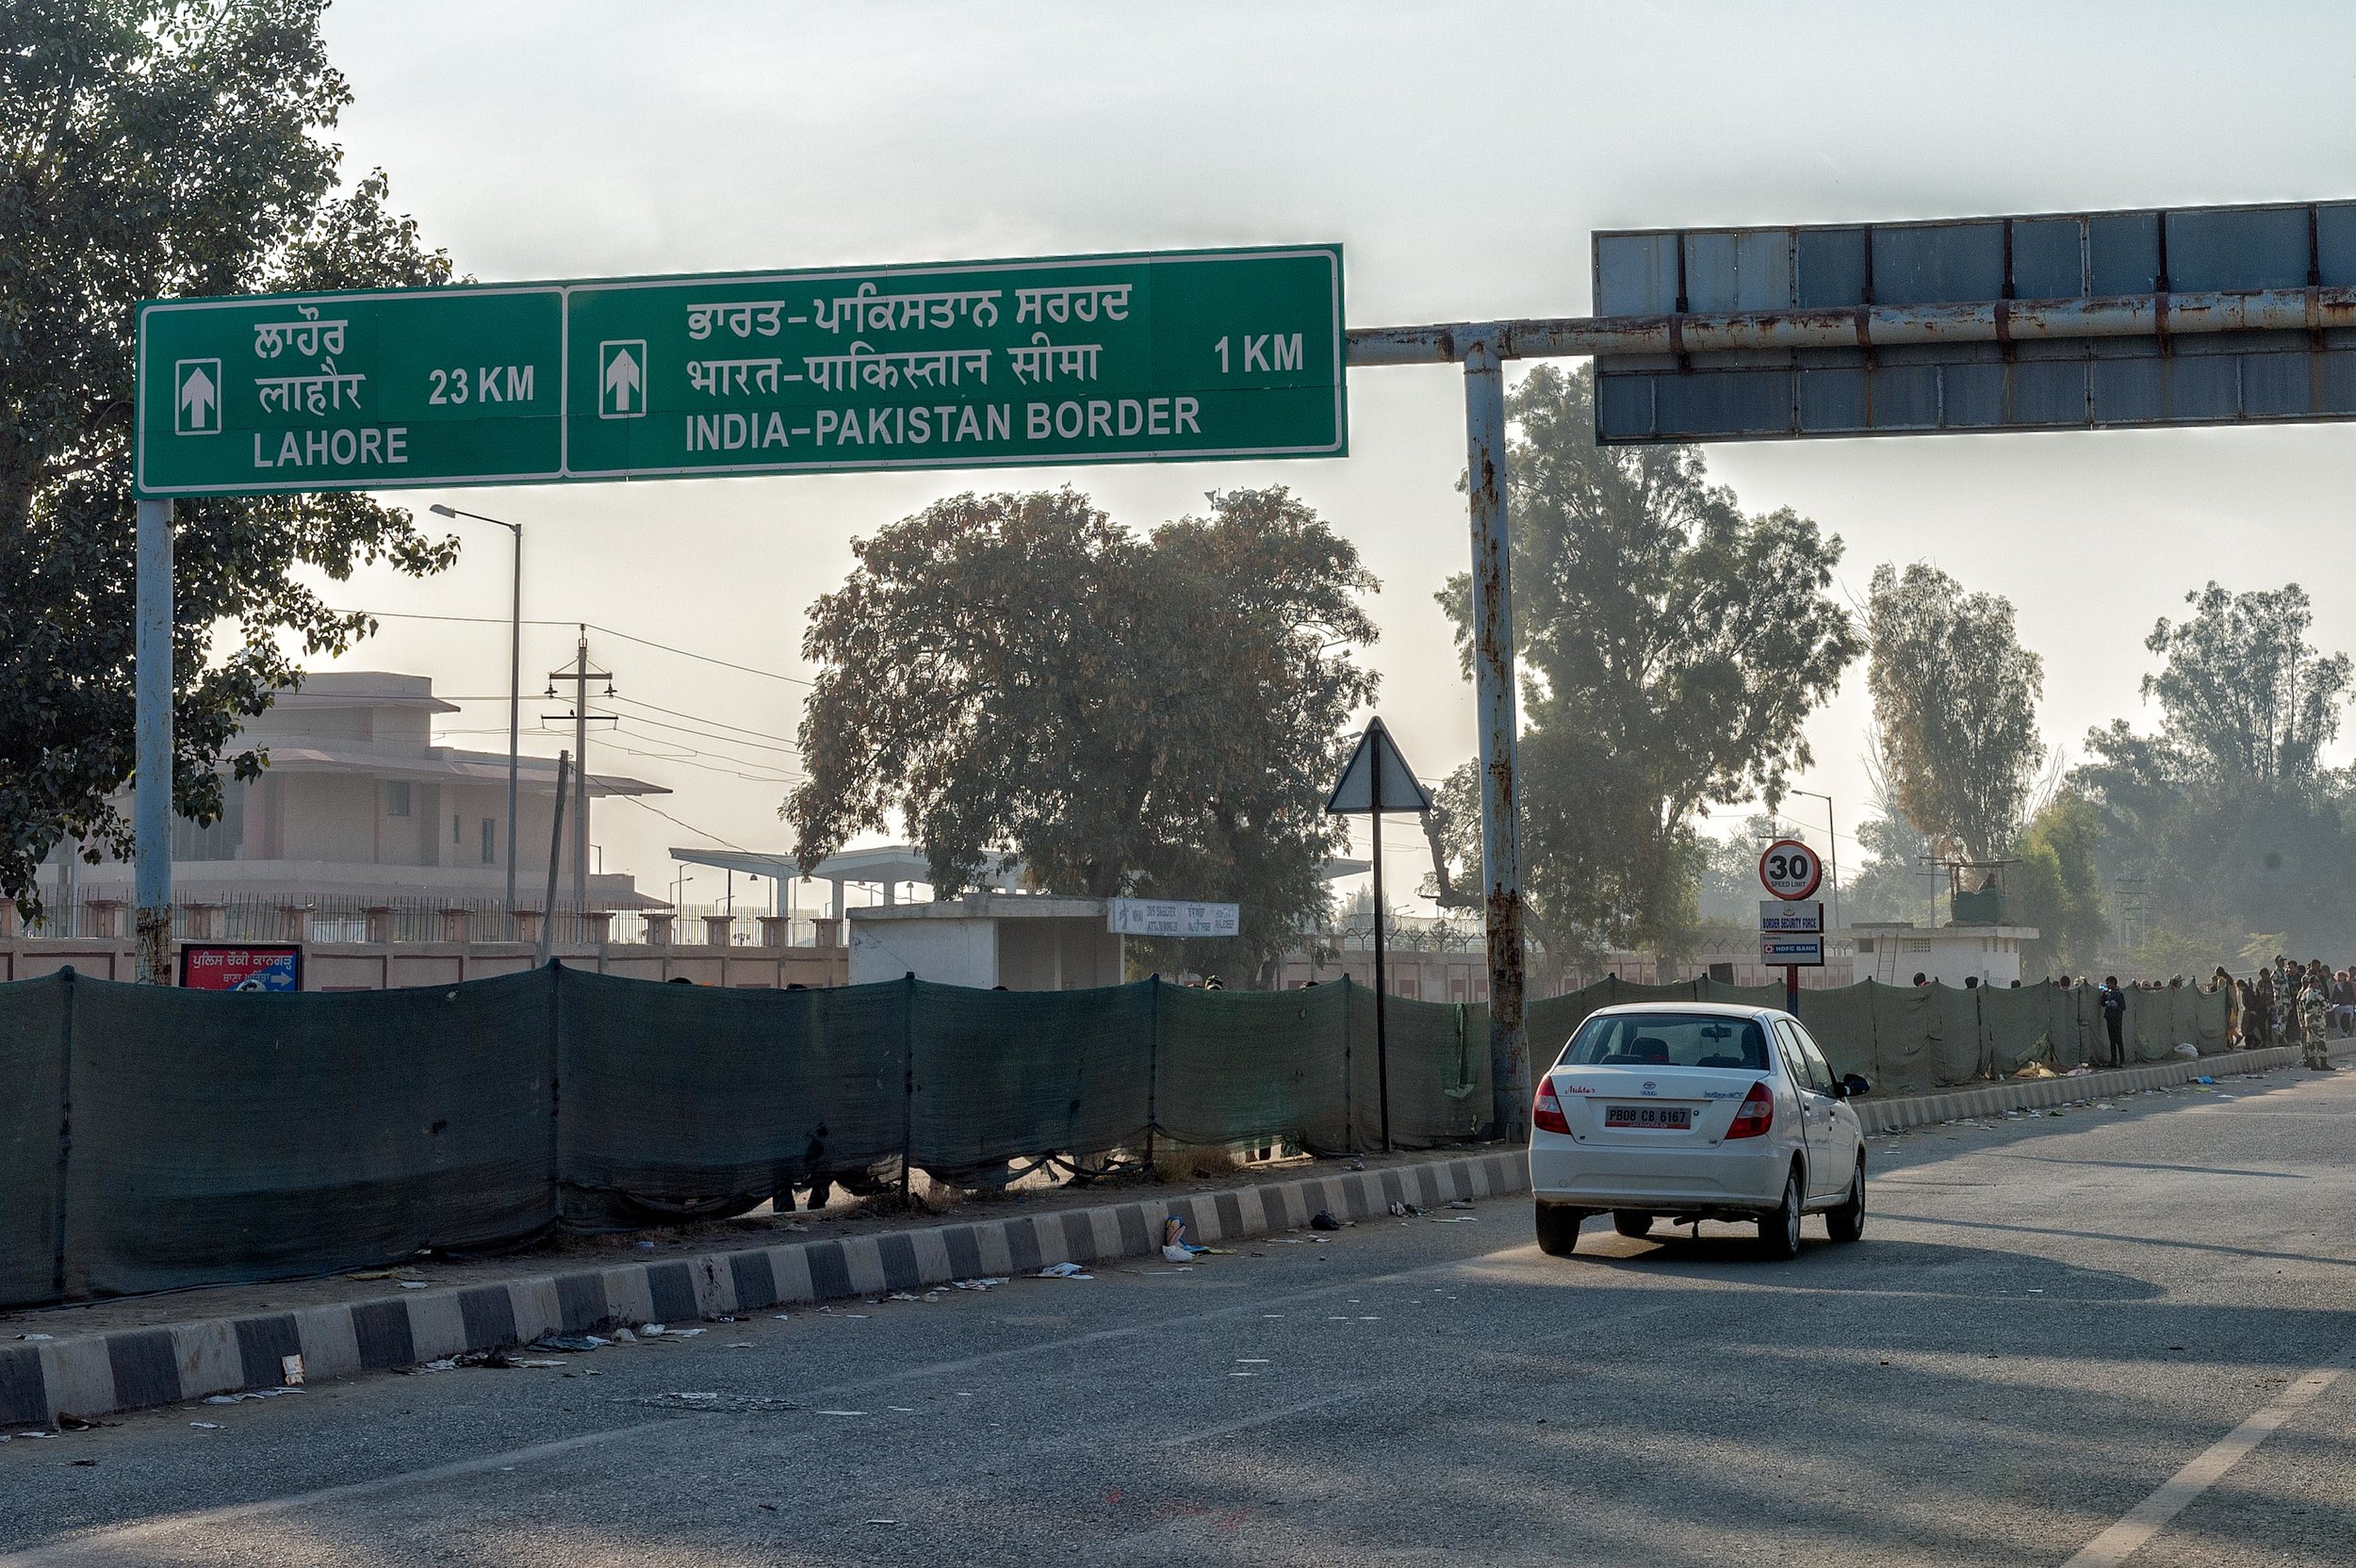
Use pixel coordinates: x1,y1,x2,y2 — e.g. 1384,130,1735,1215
1854,1042,2344,1134
0,1152,1529,1428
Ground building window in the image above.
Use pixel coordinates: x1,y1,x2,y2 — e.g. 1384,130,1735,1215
482,818,497,865
384,781,411,818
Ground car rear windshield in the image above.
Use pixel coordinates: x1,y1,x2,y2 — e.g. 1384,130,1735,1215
1556,1013,1771,1071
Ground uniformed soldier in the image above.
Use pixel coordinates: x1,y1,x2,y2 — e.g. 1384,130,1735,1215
2299,969,2332,1070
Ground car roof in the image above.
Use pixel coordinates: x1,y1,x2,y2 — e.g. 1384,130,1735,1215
1579,1002,1779,1020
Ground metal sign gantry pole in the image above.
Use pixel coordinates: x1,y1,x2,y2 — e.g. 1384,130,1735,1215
134,498,174,985
1459,336,1529,1140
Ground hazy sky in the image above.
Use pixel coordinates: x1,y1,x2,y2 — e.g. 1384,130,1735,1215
299,0,2356,914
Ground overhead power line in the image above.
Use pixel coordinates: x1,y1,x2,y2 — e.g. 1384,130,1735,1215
331,607,811,686
613,793,762,854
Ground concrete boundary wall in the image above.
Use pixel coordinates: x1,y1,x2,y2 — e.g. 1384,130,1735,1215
1853,1044,2320,1134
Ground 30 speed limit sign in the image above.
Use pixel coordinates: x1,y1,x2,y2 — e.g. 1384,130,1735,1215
1758,839,1823,901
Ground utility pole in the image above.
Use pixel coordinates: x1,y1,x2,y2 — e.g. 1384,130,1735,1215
544,629,614,933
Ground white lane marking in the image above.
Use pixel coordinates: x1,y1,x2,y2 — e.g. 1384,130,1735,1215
2059,1345,2354,1568
0,1423,664,1566
1154,1390,1363,1446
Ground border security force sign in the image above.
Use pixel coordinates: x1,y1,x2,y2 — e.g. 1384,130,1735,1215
134,246,1346,497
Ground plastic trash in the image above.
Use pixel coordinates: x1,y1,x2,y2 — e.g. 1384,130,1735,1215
642,1323,666,1335
1037,1262,1094,1280
2173,1042,2201,1059
188,1421,222,1430
1388,1201,1427,1217
1310,1210,1343,1232
2195,1075,2217,1085
529,1334,607,1353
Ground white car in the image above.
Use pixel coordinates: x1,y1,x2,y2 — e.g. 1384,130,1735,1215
1528,1003,1869,1260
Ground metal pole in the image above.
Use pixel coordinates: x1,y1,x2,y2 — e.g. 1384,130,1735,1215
1345,285,2356,368
505,524,522,938
536,750,570,968
133,498,174,985
1371,803,1391,1153
571,629,589,925
1786,963,1799,1017
1463,335,1530,1139
1793,789,1841,938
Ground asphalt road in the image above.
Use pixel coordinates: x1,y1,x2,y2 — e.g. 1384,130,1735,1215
2,1067,2351,1567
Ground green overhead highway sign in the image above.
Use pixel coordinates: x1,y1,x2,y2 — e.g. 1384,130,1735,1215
133,245,1345,497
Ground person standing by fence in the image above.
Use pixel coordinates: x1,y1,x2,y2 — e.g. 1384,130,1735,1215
2100,975,2127,1066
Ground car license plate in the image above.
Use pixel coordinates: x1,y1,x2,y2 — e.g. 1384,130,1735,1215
1605,1104,1692,1130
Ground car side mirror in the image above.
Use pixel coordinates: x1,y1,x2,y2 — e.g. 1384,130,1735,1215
1840,1073,1871,1099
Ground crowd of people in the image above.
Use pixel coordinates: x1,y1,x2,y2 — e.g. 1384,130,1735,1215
2051,961,2343,1070
1902,961,2344,1071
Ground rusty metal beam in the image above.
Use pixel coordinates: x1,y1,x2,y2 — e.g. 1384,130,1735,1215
1346,284,2356,367
1460,335,1529,1139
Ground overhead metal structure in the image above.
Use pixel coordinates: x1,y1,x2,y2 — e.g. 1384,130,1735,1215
132,199,2354,1148
1342,196,2356,1135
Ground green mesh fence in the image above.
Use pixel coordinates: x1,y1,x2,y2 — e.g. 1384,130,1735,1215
558,971,912,1225
1154,982,1350,1151
0,963,2238,1307
61,969,560,1298
1518,976,2233,1087
0,974,67,1307
909,979,1153,1181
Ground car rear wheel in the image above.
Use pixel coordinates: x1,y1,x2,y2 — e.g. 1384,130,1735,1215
1825,1162,1865,1243
1534,1204,1588,1257
1757,1170,1804,1260
1612,1211,1654,1239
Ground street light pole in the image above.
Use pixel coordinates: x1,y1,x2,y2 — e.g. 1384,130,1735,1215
431,504,524,939
1792,789,1840,934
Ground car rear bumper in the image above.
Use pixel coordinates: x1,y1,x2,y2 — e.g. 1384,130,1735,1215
1529,1138,1787,1213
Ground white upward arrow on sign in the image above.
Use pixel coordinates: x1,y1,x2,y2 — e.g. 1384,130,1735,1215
603,347,640,412
178,366,216,429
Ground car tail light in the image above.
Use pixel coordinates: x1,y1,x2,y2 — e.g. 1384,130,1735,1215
1726,1080,1775,1140
1531,1077,1571,1135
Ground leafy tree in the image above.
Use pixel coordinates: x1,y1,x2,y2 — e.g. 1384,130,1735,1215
1841,734,1936,926
2072,585,2356,970
787,486,1377,986
1865,562,2046,864
2,1,456,914
1693,819,1777,926
1430,365,1861,974
2144,582,2350,783
2009,795,2106,976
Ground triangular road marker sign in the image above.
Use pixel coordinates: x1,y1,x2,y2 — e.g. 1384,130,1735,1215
1326,716,1432,815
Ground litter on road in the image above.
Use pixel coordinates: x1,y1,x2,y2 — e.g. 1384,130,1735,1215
1038,1262,1094,1280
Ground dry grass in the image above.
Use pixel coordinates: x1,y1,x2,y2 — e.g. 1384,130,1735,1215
1152,1141,1240,1183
